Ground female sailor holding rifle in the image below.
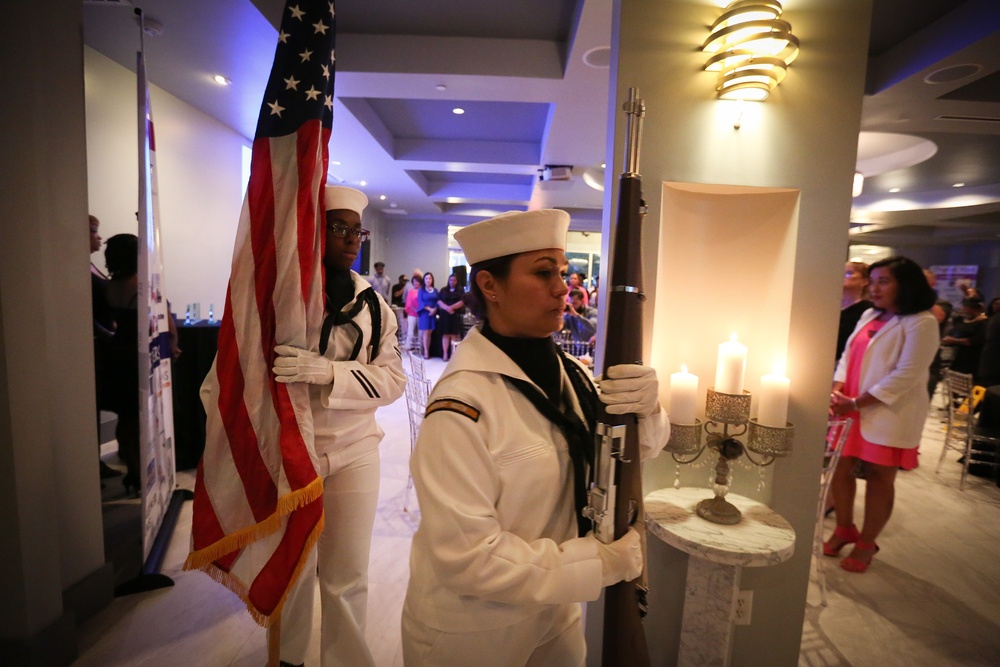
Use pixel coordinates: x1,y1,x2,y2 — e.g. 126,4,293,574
401,209,669,666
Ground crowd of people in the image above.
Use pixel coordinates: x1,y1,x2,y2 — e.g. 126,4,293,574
399,269,453,359
389,261,601,362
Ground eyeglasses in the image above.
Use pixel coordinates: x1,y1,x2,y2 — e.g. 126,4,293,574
327,223,370,242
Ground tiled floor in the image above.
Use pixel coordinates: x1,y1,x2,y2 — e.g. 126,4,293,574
76,363,1000,666
799,413,1000,667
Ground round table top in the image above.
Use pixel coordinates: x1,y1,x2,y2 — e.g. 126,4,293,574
644,487,795,567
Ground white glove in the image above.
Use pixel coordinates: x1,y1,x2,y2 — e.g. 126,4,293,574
272,345,335,385
599,364,660,417
595,527,643,587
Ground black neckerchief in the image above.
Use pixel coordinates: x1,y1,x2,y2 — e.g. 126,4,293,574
319,269,382,360
481,322,598,536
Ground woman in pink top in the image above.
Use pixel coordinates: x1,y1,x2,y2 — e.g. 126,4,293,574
404,274,422,351
826,257,939,573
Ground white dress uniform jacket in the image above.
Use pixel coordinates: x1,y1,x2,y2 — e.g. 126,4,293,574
404,327,669,633
834,308,939,448
309,272,407,458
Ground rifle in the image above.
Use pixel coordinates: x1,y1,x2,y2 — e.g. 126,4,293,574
584,87,650,666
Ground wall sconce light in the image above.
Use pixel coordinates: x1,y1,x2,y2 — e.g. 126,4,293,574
703,0,799,101
852,172,864,197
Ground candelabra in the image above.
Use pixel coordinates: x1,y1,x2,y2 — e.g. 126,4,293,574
665,387,794,524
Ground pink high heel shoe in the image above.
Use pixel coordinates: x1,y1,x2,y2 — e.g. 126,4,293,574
823,524,860,557
841,540,879,573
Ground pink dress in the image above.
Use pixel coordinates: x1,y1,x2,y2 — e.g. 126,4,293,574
842,317,920,469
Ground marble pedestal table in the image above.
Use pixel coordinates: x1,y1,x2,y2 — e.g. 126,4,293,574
645,487,795,667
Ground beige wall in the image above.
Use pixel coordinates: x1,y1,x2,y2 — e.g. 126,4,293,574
381,218,452,286
590,0,873,664
85,47,245,314
84,48,402,308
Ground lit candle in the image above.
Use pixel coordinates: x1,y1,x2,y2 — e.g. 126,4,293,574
669,365,699,425
714,333,747,394
758,366,790,427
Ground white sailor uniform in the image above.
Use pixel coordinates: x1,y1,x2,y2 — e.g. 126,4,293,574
401,327,668,666
201,271,406,667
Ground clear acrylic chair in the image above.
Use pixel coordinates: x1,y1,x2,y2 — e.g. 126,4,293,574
402,372,431,512
408,351,426,382
937,371,1000,488
935,370,975,489
814,417,852,607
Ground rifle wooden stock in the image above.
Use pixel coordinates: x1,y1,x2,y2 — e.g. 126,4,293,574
597,89,650,667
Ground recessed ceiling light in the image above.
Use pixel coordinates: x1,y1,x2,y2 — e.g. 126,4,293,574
379,195,386,200
359,180,367,187
953,182,965,188
582,46,611,69
435,84,447,91
600,163,606,169
212,74,231,86
452,108,465,115
889,187,900,193
924,63,982,84
330,160,341,166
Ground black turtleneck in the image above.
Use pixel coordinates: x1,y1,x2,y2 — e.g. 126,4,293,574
325,267,355,315
481,321,561,403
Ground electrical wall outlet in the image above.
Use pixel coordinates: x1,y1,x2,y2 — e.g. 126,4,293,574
734,590,753,625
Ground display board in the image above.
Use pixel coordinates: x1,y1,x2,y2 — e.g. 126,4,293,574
137,51,176,561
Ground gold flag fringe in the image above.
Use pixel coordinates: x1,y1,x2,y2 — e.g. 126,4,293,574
189,511,325,628
184,475,324,572
183,475,327,627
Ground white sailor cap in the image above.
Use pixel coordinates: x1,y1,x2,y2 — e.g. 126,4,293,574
324,185,368,216
454,209,570,265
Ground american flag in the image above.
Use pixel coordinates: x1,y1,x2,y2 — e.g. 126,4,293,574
184,0,336,626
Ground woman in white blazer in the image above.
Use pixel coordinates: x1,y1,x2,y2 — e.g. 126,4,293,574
826,256,939,573
401,210,669,667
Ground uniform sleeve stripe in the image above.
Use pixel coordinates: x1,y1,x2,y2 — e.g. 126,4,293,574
426,398,481,422
351,369,379,398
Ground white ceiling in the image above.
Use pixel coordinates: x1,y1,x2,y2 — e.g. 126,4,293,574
82,0,1000,242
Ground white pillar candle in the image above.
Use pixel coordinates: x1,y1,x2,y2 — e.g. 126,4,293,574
669,365,699,424
714,333,747,394
758,368,790,427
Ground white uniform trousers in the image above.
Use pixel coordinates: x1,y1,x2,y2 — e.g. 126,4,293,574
406,314,420,351
274,447,380,667
401,602,585,667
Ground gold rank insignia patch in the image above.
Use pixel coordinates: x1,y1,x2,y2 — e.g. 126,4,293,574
426,398,481,422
